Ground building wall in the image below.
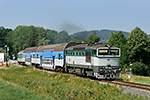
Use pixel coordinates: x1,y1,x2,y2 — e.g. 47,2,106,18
0,53,4,62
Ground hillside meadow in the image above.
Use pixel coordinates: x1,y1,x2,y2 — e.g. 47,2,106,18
0,65,149,100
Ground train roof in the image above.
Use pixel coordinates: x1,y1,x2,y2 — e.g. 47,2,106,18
24,46,38,53
18,42,76,54
18,50,24,54
36,42,76,52
65,43,119,51
18,43,119,54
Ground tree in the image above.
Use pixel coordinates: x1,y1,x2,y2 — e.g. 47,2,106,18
44,29,58,44
86,31,100,43
107,31,127,48
7,25,51,57
131,62,149,76
0,26,12,48
107,31,128,70
127,27,150,65
38,37,50,46
119,44,130,70
54,30,71,44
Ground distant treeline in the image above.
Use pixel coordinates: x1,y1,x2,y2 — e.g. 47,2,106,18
70,29,130,42
0,26,72,58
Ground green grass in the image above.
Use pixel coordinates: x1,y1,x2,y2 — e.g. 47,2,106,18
134,80,150,85
0,66,149,100
119,74,150,85
0,79,51,100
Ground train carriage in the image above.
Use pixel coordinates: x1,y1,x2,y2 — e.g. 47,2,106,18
17,42,76,69
35,42,76,69
17,50,25,64
23,47,38,66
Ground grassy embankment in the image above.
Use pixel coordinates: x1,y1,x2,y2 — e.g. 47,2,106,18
0,78,50,100
0,65,149,100
119,73,150,85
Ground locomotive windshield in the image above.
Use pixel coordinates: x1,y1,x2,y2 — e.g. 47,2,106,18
110,49,119,55
98,49,108,55
98,49,119,55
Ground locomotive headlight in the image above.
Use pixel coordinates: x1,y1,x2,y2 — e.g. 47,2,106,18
119,68,121,72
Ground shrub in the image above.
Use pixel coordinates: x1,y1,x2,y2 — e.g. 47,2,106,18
130,62,149,76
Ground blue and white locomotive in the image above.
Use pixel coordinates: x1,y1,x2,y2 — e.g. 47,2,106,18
17,42,120,79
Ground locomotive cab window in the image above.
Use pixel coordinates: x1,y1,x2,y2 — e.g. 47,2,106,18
93,50,96,56
98,49,108,55
110,49,119,55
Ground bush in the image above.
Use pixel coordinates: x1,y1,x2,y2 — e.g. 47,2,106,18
131,62,149,76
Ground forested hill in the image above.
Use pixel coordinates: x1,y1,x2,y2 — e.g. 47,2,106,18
70,29,130,42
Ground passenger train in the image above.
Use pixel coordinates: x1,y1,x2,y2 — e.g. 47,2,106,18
17,42,121,79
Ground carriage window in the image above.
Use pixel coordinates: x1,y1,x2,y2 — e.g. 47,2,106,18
82,52,85,56
67,51,70,55
67,51,72,56
98,49,108,55
72,52,75,56
33,54,35,58
110,49,119,55
76,52,78,56
79,52,82,56
61,54,62,59
58,54,61,60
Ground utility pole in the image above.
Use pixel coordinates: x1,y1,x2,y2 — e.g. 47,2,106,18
7,47,9,61
5,45,7,62
4,45,9,62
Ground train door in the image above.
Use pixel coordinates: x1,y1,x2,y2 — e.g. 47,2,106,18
63,53,66,66
30,55,32,65
25,55,26,62
52,56,55,69
40,56,42,67
86,51,91,63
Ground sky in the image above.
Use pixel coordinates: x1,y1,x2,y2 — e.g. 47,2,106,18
1,0,150,34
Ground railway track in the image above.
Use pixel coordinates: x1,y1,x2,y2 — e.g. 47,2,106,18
101,80,150,91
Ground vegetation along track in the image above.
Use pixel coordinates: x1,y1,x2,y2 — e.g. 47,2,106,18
37,66,150,92
101,80,150,91
16,63,150,92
